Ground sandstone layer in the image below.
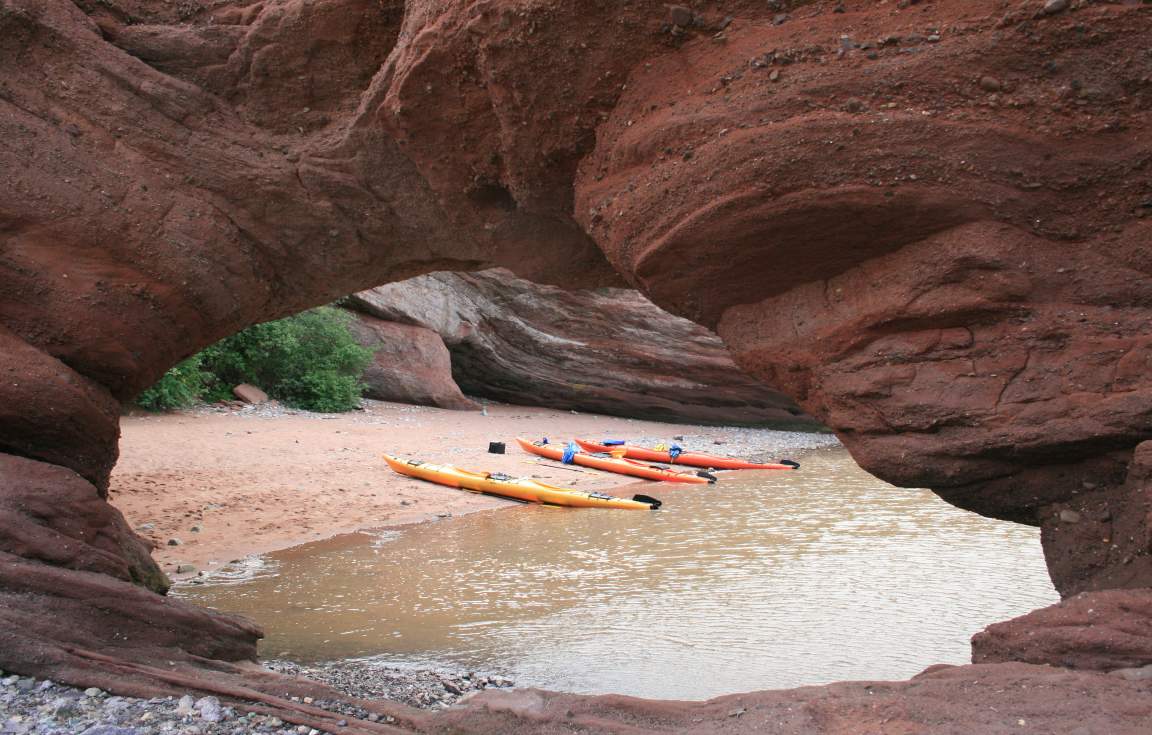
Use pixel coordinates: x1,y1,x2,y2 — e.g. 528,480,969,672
349,269,810,425
1,0,1151,731
349,313,480,411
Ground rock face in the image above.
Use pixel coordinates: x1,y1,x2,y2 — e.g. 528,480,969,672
440,667,1152,735
571,1,1152,598
348,270,809,425
348,313,479,411
1,0,1151,730
972,588,1152,671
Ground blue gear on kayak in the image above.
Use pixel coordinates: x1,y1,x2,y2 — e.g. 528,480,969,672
669,444,683,461
562,442,579,464
602,439,625,446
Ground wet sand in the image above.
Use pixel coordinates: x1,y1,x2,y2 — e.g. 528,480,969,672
111,399,835,579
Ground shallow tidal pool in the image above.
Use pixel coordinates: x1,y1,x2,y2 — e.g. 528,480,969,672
177,447,1057,700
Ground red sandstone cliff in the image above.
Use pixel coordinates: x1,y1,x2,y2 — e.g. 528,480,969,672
1,0,1151,731
348,270,812,425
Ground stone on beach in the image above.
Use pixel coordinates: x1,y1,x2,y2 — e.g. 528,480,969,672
232,385,269,405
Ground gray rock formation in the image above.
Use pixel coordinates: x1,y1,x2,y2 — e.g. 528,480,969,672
348,314,478,411
347,270,813,427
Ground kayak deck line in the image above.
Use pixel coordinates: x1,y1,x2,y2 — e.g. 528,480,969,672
382,454,662,510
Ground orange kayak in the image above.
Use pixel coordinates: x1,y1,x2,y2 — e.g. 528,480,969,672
516,438,714,484
382,455,662,510
575,439,800,471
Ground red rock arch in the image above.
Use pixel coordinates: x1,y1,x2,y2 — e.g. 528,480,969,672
2,0,1150,731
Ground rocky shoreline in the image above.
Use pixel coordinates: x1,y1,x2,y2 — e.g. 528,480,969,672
0,659,515,734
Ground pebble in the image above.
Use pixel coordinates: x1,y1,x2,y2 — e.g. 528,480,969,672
175,694,196,716
668,5,693,28
167,538,182,546
195,696,221,722
843,98,866,113
1059,509,1082,523
979,76,1003,92
1043,0,1070,15
176,565,197,575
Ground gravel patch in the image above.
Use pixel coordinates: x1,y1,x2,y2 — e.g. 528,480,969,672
0,674,291,735
263,660,513,710
0,661,512,734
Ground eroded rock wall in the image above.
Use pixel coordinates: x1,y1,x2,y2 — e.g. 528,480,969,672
349,313,480,411
1,0,1151,729
349,270,811,425
570,0,1152,594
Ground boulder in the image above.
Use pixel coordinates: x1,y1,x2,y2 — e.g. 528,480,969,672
348,314,478,411
348,270,811,426
972,588,1152,671
231,384,268,405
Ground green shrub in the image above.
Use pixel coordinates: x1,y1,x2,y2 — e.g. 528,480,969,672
135,356,209,411
277,371,364,413
135,306,373,413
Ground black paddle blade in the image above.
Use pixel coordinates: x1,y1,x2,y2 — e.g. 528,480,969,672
780,459,800,469
696,470,718,483
632,494,662,510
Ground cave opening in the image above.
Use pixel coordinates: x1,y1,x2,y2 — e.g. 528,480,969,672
100,272,1055,703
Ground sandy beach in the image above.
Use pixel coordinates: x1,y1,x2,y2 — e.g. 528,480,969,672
110,399,835,578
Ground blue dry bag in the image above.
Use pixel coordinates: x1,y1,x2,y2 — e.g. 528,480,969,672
669,444,683,461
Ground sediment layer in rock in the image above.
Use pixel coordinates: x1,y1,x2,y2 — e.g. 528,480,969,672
1,0,1151,728
349,270,810,425
349,313,479,411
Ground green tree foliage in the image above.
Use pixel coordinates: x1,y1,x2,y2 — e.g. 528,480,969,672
135,306,373,413
135,355,209,411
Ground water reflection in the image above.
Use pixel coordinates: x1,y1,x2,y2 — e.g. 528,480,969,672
178,447,1056,700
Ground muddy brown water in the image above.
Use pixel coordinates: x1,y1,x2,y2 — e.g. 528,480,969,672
178,447,1057,700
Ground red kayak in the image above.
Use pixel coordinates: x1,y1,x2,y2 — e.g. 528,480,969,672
575,439,799,471
517,438,714,484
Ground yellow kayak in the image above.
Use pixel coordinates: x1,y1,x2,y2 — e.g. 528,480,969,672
382,455,661,510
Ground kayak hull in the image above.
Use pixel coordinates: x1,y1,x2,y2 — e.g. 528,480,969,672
575,440,798,470
382,455,660,510
516,438,711,484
